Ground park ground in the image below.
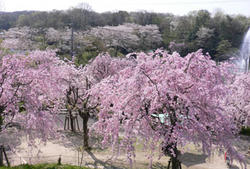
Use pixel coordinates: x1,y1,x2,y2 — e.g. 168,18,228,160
1,116,250,169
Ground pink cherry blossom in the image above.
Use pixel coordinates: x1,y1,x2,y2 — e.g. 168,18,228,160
90,49,247,168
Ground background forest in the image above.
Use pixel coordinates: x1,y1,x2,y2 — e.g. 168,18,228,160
0,5,250,65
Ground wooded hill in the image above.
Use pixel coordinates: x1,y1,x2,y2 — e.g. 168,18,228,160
0,7,250,63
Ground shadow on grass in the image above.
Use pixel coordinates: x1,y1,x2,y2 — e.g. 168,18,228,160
178,152,208,167
85,150,125,169
233,135,250,164
229,164,240,169
152,162,168,169
52,130,105,151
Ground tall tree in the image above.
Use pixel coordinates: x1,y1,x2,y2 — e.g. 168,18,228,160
90,49,246,169
227,73,250,128
0,50,66,143
60,53,133,148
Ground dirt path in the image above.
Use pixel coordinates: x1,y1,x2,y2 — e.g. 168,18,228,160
4,131,249,169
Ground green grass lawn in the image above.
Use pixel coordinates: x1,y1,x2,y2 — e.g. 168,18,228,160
0,164,91,169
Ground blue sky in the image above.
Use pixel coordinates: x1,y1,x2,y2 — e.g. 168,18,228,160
1,0,250,16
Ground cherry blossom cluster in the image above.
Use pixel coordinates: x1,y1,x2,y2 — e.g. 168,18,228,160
90,49,247,167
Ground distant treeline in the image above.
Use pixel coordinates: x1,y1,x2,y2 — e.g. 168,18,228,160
0,7,250,61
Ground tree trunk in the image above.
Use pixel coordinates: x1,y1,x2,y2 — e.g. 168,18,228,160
80,111,90,149
115,45,118,57
0,145,3,167
83,113,89,149
0,114,3,132
168,108,181,169
0,106,5,132
170,156,181,169
69,111,75,132
165,143,182,169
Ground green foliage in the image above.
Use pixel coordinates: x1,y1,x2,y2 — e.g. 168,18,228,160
74,37,107,65
215,40,232,61
33,36,44,43
17,15,28,27
107,48,124,57
1,8,250,62
75,51,98,66
240,126,250,136
18,101,26,113
0,164,91,169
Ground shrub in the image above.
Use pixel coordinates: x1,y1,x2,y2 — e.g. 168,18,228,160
240,126,250,136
